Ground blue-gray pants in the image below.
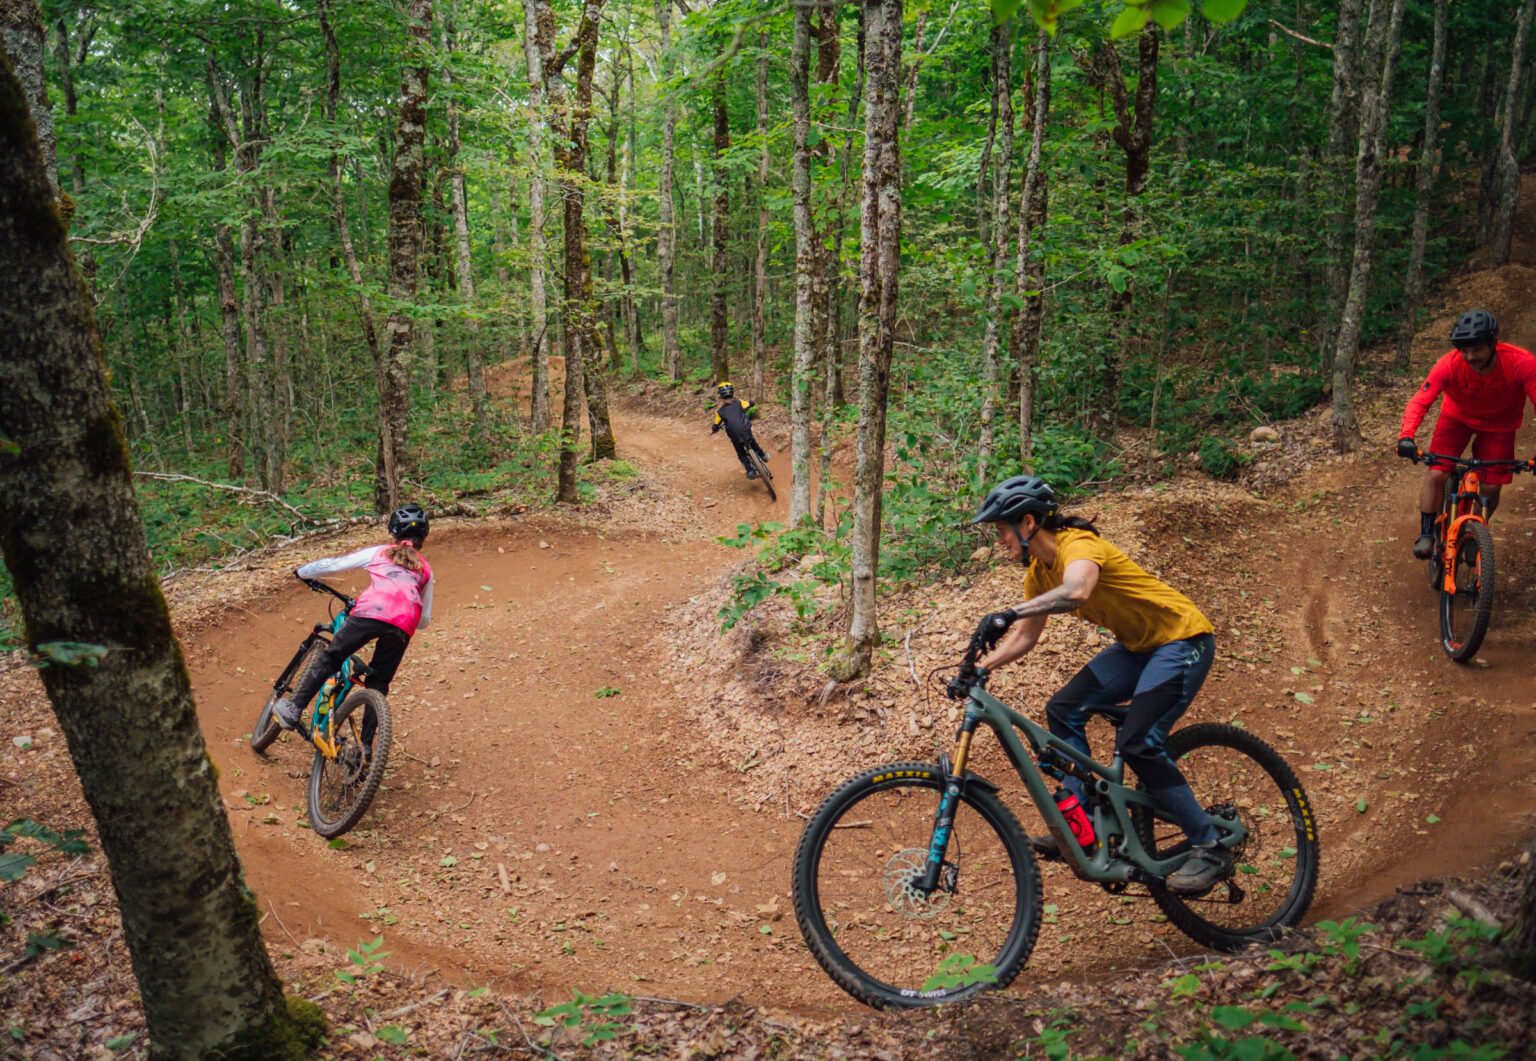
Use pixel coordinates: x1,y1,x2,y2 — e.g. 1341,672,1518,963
1045,632,1216,845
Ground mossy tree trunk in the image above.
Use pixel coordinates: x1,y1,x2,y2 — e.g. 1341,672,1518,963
0,49,322,1061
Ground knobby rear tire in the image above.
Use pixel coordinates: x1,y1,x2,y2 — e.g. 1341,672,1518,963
791,761,1042,1009
750,451,777,502
1439,520,1495,662
1134,724,1319,951
251,640,326,756
306,689,391,839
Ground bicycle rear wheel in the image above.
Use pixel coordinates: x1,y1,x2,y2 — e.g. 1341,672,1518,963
306,689,391,838
251,639,326,755
749,451,776,501
791,762,1041,1009
1439,520,1495,662
1133,724,1319,951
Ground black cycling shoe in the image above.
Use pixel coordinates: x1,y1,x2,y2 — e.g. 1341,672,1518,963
1412,533,1435,560
1028,834,1064,863
1166,842,1234,895
745,467,758,480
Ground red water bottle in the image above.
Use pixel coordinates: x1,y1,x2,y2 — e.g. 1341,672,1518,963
1054,788,1096,850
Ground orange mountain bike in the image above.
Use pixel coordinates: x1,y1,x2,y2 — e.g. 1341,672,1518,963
1411,451,1535,662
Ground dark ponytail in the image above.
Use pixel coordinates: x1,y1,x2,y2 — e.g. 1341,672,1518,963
1041,512,1098,535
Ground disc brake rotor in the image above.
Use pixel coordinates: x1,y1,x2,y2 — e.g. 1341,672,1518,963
882,847,953,920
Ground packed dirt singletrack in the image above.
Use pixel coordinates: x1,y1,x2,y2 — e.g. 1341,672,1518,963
171,374,1536,1014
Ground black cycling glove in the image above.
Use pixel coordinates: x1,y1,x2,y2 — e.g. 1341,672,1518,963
1396,437,1419,461
974,609,1020,652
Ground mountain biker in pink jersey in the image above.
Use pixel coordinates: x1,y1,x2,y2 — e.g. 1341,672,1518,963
272,505,433,748
1397,309,1536,558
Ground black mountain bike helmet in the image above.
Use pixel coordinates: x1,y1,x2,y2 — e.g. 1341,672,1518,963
971,475,1059,526
718,381,735,400
1450,309,1498,350
388,503,430,545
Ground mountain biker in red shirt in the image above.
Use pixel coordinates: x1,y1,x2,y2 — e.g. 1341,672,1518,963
1396,309,1536,559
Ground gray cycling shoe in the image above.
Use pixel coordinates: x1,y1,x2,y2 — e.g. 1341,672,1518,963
1166,842,1234,894
1412,533,1435,560
272,697,303,731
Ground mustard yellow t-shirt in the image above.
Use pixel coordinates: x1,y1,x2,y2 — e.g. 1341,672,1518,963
1023,528,1213,654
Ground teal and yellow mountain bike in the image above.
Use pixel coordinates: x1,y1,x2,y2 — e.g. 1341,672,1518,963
791,624,1320,1009
250,577,392,839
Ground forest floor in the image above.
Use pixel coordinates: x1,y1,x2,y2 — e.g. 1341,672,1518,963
6,208,1536,1057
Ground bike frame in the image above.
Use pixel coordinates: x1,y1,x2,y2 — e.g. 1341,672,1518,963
1423,453,1533,594
915,680,1246,891
297,580,361,760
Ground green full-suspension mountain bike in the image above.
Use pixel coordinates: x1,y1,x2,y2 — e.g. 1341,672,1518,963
250,577,393,839
791,623,1320,1009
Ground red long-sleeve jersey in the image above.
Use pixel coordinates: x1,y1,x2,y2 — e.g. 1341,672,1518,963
1399,343,1536,437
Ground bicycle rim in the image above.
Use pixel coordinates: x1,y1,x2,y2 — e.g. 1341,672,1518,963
1135,725,1319,950
792,762,1040,1008
752,453,777,501
307,690,391,839
1440,521,1495,662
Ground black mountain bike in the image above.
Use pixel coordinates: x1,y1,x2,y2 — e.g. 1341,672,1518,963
791,624,1320,1009
250,577,393,838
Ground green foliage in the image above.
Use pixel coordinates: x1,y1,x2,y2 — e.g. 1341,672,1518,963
33,641,110,669
920,953,999,993
716,520,848,632
533,990,634,1046
0,819,91,883
334,936,390,984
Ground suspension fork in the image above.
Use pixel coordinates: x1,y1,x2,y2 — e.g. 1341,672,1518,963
915,714,981,893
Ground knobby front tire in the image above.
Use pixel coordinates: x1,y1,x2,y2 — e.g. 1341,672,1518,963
251,640,326,756
791,761,1042,1009
306,689,391,839
1439,520,1495,663
1134,724,1319,951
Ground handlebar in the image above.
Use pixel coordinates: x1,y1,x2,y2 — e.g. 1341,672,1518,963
298,574,356,612
1412,451,1536,473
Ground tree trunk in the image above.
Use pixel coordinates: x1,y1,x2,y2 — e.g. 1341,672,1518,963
258,184,290,494
709,71,731,385
1395,0,1446,370
752,30,769,401
978,22,1014,484
0,50,323,1061
975,21,1004,247
833,0,901,682
1510,828,1536,979
0,0,58,203
1493,0,1536,265
901,0,957,133
375,0,432,513
818,8,848,411
1330,0,1407,452
522,0,551,432
1093,28,1158,439
656,0,681,381
441,3,486,424
1006,35,1048,413
208,104,246,482
1319,0,1366,374
789,2,816,523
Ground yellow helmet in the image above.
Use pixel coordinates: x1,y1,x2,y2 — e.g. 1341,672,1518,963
717,381,735,400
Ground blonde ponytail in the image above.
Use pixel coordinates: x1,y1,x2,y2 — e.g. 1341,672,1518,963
385,541,425,573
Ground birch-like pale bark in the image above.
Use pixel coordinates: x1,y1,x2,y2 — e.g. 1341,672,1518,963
441,3,486,423
1011,36,1049,466
709,70,731,385
1395,0,1446,369
977,22,1014,484
0,0,58,202
1330,0,1407,452
834,0,902,682
522,0,551,432
752,30,769,401
1493,0,1536,265
1318,0,1365,373
0,49,322,1061
789,3,815,523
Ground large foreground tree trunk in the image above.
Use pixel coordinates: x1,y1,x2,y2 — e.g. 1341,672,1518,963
1511,828,1536,979
1395,0,1447,370
0,0,58,203
1330,0,1407,451
832,0,901,682
375,0,433,512
0,51,322,1061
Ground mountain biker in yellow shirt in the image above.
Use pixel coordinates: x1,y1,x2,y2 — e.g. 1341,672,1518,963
969,475,1229,895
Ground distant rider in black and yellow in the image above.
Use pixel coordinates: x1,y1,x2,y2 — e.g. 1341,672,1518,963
711,382,770,480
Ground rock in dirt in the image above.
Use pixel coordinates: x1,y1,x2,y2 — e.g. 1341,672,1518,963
1250,426,1281,443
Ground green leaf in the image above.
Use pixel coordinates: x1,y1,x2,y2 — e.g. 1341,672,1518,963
377,1026,408,1045
1110,4,1151,38
993,0,1025,23
328,838,349,850
35,641,110,668
469,986,490,998
1356,799,1368,813
1293,692,1314,704
1426,814,1440,824
1201,0,1247,23
105,1033,137,1050
594,686,621,698
440,856,458,867
0,852,36,882
1211,1006,1255,1029
1149,0,1191,29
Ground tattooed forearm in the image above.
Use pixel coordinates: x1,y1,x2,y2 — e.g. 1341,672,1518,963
1010,582,1084,618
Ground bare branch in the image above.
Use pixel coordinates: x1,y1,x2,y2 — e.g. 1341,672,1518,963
132,472,312,524
1268,19,1333,50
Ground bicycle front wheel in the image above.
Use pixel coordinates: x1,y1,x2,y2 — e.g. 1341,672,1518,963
306,689,391,839
791,762,1042,1009
749,452,777,501
251,639,326,756
1134,724,1319,950
1439,520,1495,662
